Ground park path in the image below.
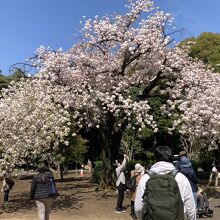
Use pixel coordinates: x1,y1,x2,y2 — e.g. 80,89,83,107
1,198,220,220
0,175,220,219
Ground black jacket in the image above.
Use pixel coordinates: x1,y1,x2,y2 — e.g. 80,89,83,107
179,166,198,192
30,172,55,200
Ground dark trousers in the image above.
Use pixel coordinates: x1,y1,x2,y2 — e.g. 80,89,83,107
131,200,137,219
116,183,124,211
4,190,10,202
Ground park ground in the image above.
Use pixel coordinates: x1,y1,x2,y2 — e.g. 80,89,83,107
0,173,220,220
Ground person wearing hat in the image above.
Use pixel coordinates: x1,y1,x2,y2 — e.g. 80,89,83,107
178,154,198,207
134,163,145,175
179,150,187,157
175,150,187,171
129,163,145,219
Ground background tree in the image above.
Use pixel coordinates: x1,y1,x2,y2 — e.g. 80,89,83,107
62,135,88,173
0,78,72,165
0,68,27,92
165,59,220,154
0,74,10,91
50,135,88,180
120,128,142,160
179,32,220,72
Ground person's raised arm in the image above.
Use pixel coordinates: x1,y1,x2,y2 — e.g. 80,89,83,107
117,154,128,172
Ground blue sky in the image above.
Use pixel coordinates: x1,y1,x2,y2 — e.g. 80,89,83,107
0,0,220,74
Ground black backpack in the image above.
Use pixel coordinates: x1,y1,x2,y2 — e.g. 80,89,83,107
5,177,15,189
142,170,184,220
126,175,137,192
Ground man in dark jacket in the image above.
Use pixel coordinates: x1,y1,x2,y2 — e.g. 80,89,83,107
177,153,198,207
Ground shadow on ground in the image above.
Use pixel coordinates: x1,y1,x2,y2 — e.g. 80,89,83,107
0,194,83,214
205,187,220,199
0,176,98,214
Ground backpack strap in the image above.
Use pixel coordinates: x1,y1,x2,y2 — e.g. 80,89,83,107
146,169,178,179
168,170,179,178
145,170,155,179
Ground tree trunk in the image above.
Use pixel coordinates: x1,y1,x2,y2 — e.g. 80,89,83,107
57,163,64,181
99,129,115,189
60,164,64,181
75,161,78,174
57,163,60,177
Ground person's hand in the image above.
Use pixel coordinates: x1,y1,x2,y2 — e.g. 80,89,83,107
124,154,128,159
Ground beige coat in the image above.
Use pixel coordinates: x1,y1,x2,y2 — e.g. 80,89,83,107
130,171,142,201
1,179,9,192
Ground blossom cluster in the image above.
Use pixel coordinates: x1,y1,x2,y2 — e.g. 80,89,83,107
0,0,218,164
0,78,71,164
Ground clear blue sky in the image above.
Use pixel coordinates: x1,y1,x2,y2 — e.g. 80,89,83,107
0,0,220,74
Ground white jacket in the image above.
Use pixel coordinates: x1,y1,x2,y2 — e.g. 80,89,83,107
135,161,196,220
115,157,127,186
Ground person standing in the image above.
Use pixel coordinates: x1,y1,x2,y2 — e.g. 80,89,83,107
30,162,58,220
1,167,13,203
87,159,92,174
115,153,128,214
178,152,198,207
175,150,187,170
135,146,196,220
130,163,145,219
208,159,219,187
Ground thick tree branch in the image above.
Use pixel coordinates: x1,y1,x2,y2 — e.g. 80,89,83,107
139,58,167,99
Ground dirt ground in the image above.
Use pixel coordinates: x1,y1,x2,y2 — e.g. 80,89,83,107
0,174,131,220
0,173,220,220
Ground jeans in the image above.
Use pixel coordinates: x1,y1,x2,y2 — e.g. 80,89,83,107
36,198,53,220
4,190,10,202
116,183,125,211
130,200,137,219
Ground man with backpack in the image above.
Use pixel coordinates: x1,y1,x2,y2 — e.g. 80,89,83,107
1,167,14,203
135,146,196,220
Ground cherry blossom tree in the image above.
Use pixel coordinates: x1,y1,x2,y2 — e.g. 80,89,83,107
32,0,183,187
0,78,72,166
166,63,220,155
1,0,218,187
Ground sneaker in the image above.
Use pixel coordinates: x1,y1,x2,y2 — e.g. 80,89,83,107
115,210,123,214
206,207,213,214
131,213,137,219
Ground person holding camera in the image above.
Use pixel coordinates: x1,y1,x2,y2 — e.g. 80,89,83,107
115,153,128,214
